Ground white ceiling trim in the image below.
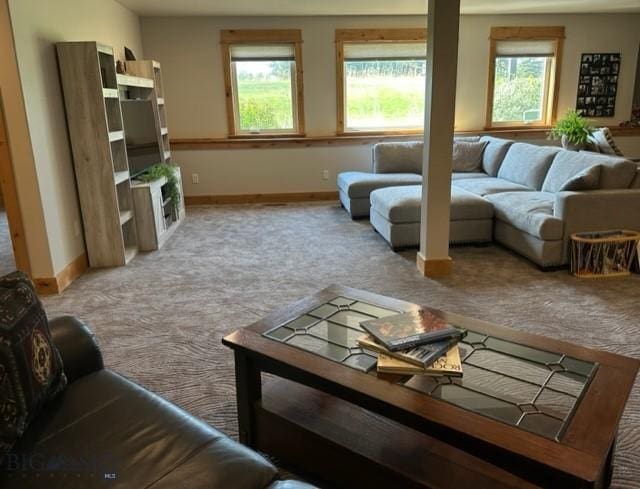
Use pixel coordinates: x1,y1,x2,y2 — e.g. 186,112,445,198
116,0,640,17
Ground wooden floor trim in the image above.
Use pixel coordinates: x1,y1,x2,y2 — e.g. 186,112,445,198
171,126,640,151
34,252,88,295
185,191,339,206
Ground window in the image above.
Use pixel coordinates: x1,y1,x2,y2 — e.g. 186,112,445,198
221,30,305,136
336,29,427,134
486,27,564,128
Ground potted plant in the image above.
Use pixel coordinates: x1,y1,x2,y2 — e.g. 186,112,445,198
549,110,594,151
137,163,181,211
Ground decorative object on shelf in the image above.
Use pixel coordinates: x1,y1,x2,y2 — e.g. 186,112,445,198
576,53,620,118
570,230,640,278
137,163,181,210
124,46,136,61
549,110,594,151
116,60,125,74
619,104,640,127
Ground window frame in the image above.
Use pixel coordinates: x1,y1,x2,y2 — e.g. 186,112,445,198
335,28,427,135
485,26,565,130
221,29,305,138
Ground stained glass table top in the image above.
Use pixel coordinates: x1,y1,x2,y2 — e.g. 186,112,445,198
263,295,598,441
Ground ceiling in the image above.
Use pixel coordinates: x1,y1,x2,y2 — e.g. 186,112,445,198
117,0,640,16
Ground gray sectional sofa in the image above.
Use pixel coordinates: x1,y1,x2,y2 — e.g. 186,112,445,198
337,136,640,267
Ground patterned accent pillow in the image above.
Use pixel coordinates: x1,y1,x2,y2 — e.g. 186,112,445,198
0,271,67,456
589,128,624,157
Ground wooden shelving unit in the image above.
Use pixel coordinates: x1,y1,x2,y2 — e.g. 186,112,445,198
126,60,171,163
56,41,139,267
57,43,184,264
126,59,184,250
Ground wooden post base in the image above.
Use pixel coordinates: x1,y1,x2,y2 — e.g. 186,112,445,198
416,253,453,278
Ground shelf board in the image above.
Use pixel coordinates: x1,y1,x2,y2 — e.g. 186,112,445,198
114,171,130,185
124,245,138,264
109,130,124,142
161,127,168,135
157,98,165,106
119,209,134,225
116,73,154,89
103,88,119,99
96,44,113,55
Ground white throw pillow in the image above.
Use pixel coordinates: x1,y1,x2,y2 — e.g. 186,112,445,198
452,141,488,172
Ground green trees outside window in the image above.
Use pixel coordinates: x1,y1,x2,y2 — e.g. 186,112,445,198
492,56,549,124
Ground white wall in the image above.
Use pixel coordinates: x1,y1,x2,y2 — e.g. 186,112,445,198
141,14,640,196
6,0,143,276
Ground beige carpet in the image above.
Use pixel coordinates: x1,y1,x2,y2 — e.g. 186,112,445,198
41,203,640,488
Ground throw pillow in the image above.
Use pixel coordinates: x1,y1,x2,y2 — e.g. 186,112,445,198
0,271,67,456
589,128,624,157
452,141,488,172
558,165,602,191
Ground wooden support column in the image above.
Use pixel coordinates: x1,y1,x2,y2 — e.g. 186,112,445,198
417,0,460,278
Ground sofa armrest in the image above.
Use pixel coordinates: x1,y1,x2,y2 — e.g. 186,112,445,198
372,141,422,174
554,189,640,261
49,315,104,383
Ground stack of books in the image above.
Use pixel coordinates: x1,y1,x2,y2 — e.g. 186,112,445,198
358,309,465,377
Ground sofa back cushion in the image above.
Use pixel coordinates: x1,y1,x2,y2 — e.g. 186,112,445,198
497,143,561,190
0,271,67,456
542,151,606,192
373,142,423,174
565,151,636,189
452,141,488,172
479,136,514,176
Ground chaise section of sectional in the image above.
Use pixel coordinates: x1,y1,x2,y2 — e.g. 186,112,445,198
338,171,422,218
369,185,494,250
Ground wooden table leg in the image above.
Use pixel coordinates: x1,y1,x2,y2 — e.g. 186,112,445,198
234,350,262,447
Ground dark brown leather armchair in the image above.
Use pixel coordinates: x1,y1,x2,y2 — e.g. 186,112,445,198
0,316,314,489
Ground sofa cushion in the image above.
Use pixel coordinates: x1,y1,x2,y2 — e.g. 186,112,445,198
0,272,67,456
571,152,637,189
452,141,488,172
3,369,278,488
370,185,493,224
479,136,514,176
542,151,607,193
497,143,561,190
337,171,422,199
373,142,423,174
452,172,488,180
558,165,601,191
452,177,530,196
454,135,481,142
485,191,563,240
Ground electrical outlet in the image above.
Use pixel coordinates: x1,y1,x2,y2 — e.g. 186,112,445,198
192,173,199,184
322,169,329,180
73,220,82,237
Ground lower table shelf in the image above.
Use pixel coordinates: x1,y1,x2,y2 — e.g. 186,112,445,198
255,378,536,489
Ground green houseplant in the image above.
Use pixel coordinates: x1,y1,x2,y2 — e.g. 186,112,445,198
137,163,181,210
549,110,594,151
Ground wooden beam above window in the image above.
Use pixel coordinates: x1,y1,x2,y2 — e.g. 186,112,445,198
335,28,427,42
489,26,566,41
221,29,302,44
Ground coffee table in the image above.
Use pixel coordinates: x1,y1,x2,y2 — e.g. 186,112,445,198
222,285,639,488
